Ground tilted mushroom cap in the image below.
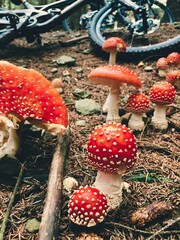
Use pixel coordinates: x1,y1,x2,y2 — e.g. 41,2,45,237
102,37,126,53
126,93,150,113
87,122,137,173
166,52,180,65
68,186,108,227
149,81,176,105
0,61,68,134
88,65,141,88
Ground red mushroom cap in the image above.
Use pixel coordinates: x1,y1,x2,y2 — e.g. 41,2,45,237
87,122,137,173
88,65,141,88
126,93,150,113
102,37,126,53
166,52,180,65
68,186,108,227
0,61,68,134
149,81,176,105
166,70,180,84
156,57,168,70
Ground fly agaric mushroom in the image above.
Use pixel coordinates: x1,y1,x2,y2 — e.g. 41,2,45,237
87,122,137,210
166,70,180,89
0,60,68,134
0,61,68,159
156,57,168,78
88,65,141,122
125,93,150,131
102,37,126,65
149,81,176,130
102,37,126,113
68,185,108,227
166,52,180,67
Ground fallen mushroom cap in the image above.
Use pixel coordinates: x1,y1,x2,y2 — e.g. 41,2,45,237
102,37,126,53
68,186,108,227
0,61,68,135
126,93,150,113
87,122,137,173
149,81,176,105
88,65,141,88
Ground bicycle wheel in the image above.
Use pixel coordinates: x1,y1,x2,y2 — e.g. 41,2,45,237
88,1,180,61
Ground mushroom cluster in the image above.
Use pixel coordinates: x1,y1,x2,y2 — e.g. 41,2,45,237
87,122,137,210
156,52,180,78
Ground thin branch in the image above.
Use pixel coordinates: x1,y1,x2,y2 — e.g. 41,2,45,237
0,162,26,240
146,216,180,240
38,130,70,240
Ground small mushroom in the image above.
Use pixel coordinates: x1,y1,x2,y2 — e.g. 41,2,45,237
102,37,126,113
149,81,176,130
68,186,108,227
102,37,126,65
87,122,137,210
88,65,141,122
166,70,180,89
125,93,150,131
156,57,168,78
166,52,180,70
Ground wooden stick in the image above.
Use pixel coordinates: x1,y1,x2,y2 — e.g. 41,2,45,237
0,162,26,240
38,130,69,240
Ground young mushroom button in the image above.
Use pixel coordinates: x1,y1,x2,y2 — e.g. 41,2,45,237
68,186,108,227
149,81,176,130
88,65,141,122
87,122,138,209
126,93,150,131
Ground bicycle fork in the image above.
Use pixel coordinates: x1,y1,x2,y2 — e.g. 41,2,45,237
117,0,149,34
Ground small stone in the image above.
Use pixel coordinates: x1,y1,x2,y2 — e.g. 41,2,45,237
75,99,101,115
25,218,40,233
76,120,86,126
53,55,76,66
73,88,91,99
144,66,153,72
51,68,58,74
0,155,21,176
137,61,144,67
76,68,83,73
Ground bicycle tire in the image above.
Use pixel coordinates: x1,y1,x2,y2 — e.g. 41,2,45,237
0,15,29,47
88,1,180,61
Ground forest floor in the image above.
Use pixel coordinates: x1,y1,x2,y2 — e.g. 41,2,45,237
0,29,179,240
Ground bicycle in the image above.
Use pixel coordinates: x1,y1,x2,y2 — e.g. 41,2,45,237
88,0,180,60
0,0,106,45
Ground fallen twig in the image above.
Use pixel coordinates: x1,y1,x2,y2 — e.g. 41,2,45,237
146,216,180,240
137,140,180,158
0,162,26,240
62,34,89,45
38,130,70,240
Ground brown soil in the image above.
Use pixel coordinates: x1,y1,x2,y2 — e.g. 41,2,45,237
0,30,179,240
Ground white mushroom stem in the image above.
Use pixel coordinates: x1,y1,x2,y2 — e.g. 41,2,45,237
151,104,168,130
109,49,117,65
128,112,145,131
93,170,129,210
106,83,121,122
0,116,20,159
